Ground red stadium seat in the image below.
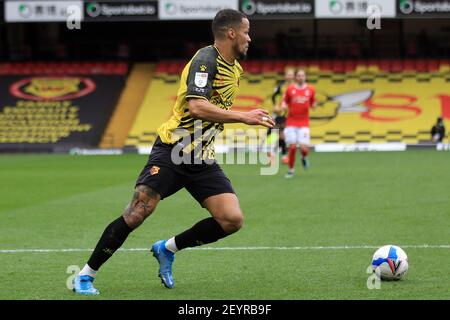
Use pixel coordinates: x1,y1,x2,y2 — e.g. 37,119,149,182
176,61,185,74
116,64,128,75
428,59,439,72
402,59,415,72
273,60,286,74
167,61,179,75
261,60,274,73
332,60,345,73
391,59,403,73
379,59,391,72
284,59,297,68
294,60,308,70
319,59,332,72
0,62,129,75
246,60,261,74
239,60,249,71
344,60,356,72
156,61,170,74
415,59,428,72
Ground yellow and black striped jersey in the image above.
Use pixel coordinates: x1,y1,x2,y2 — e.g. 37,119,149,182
158,45,243,160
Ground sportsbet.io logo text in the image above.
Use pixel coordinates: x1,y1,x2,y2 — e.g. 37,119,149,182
241,0,312,16
86,2,157,18
399,0,450,15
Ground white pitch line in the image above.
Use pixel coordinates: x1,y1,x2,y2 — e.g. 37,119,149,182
0,244,449,253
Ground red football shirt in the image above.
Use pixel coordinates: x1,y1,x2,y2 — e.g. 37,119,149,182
282,83,315,127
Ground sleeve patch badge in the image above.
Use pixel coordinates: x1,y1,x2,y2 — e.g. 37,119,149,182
194,72,208,88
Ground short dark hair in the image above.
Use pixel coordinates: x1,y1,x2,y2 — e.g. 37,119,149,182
212,9,247,40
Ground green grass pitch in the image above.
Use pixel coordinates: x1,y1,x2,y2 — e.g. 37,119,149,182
0,151,449,300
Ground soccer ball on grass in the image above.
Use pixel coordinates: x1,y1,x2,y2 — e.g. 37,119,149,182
371,245,408,280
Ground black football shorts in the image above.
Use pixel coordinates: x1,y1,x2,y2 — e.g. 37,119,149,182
135,136,235,205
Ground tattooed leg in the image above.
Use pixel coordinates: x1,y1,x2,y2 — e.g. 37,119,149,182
123,184,161,229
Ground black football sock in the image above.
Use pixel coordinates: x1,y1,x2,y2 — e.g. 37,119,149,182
174,217,228,250
86,216,133,271
279,139,287,155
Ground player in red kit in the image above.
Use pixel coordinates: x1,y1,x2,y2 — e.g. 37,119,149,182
280,69,316,178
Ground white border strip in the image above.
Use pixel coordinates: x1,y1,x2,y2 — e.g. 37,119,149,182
1,244,449,253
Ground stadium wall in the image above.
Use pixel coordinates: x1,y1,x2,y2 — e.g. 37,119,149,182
124,59,449,152
0,62,127,153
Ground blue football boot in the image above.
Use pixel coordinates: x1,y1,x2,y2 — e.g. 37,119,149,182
151,240,175,289
73,275,99,295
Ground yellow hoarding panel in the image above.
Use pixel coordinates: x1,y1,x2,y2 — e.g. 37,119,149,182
127,72,450,146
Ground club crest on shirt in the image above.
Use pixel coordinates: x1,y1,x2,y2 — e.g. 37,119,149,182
194,72,208,88
150,166,160,175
